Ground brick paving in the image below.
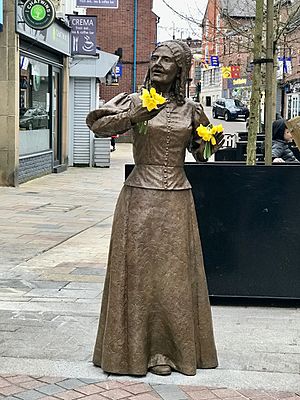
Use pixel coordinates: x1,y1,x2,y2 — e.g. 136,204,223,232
0,376,298,400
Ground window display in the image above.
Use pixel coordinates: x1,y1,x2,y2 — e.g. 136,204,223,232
19,56,50,156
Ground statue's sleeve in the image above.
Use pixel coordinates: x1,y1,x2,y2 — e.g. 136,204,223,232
86,93,134,137
188,102,210,162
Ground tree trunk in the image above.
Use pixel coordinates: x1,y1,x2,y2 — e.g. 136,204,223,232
246,0,264,165
264,0,275,165
272,53,278,119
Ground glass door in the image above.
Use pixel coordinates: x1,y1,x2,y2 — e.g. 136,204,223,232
52,67,62,166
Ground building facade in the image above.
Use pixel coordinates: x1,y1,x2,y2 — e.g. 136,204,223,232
201,0,255,106
281,5,300,120
0,0,120,185
87,0,158,102
0,0,74,185
17,13,71,183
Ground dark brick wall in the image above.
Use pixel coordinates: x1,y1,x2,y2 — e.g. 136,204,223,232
19,152,53,184
87,0,157,102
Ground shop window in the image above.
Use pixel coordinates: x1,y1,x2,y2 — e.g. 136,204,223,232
19,56,50,156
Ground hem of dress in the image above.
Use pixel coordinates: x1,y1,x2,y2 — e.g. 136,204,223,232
92,360,218,377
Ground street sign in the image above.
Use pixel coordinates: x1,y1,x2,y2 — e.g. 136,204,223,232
0,0,3,32
22,0,56,30
76,0,119,8
69,15,97,56
277,56,292,80
222,67,231,79
210,55,219,67
231,65,241,79
115,63,123,77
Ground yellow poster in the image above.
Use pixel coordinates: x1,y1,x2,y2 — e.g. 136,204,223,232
222,67,232,79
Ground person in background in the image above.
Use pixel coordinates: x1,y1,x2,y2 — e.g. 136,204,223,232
110,135,118,152
272,119,299,163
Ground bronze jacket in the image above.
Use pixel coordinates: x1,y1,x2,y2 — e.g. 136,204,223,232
86,93,210,190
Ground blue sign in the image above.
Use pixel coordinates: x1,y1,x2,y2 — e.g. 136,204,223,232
278,56,292,76
0,0,3,32
115,64,123,77
76,0,118,7
210,56,219,67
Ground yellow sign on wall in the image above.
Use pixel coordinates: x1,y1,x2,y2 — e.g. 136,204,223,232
222,67,232,79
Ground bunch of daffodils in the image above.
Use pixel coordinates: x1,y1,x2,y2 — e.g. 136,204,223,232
137,88,166,134
196,124,223,159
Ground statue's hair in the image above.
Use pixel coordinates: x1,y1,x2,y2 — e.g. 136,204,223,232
143,40,192,106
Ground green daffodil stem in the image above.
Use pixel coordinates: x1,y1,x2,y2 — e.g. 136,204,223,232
137,121,148,135
204,141,212,160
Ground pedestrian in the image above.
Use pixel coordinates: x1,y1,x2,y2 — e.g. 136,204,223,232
272,119,299,163
86,40,223,376
110,135,118,152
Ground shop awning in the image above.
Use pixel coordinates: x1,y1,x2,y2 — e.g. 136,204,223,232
70,50,119,78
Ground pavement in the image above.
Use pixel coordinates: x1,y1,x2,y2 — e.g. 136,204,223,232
0,144,299,399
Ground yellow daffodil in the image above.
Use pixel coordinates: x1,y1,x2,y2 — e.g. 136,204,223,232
196,124,209,137
215,124,224,133
150,88,166,105
196,124,216,145
211,126,217,135
140,88,166,112
196,123,223,146
210,135,217,146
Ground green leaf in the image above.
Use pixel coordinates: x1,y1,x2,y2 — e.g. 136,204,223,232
204,142,212,160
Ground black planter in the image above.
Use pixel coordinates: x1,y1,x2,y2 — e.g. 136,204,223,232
125,163,300,302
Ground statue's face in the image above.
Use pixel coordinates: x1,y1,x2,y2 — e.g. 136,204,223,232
149,46,179,88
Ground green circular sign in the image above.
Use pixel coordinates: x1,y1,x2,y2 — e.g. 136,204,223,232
31,5,47,21
23,0,56,30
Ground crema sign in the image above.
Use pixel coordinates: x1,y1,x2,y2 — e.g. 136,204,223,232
23,0,56,30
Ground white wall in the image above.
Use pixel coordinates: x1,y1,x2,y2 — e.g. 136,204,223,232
53,0,86,18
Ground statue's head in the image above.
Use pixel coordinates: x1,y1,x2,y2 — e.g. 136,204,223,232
144,40,192,105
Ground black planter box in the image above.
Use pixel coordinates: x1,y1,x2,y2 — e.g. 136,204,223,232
125,163,300,301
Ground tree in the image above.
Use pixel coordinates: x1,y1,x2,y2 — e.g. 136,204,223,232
246,0,263,165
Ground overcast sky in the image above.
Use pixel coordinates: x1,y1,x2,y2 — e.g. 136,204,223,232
152,0,208,42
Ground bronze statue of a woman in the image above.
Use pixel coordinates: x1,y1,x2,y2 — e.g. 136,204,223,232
86,40,224,376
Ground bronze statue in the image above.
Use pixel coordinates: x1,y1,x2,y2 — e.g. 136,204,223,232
86,40,224,376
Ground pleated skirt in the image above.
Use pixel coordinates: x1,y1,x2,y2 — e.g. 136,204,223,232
93,185,218,376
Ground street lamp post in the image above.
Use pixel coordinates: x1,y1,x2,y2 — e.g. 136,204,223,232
186,36,192,98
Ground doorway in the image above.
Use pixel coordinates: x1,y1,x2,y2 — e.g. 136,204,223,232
51,67,62,167
206,96,211,107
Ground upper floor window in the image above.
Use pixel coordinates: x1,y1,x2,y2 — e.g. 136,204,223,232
216,14,220,30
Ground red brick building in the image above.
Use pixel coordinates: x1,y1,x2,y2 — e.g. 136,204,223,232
200,0,255,106
87,1,158,102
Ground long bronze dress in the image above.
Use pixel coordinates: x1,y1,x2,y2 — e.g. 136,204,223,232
87,93,218,376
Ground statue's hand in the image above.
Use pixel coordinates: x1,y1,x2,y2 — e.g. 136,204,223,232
194,131,225,161
211,131,225,154
128,102,165,124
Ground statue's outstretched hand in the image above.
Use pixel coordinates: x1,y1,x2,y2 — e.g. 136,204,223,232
128,102,165,124
195,131,225,161
212,131,225,153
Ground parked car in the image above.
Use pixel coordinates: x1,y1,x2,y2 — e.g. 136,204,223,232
212,98,249,121
19,108,48,130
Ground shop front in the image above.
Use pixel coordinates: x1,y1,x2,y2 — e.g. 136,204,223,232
68,50,118,167
16,4,70,183
285,80,300,120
